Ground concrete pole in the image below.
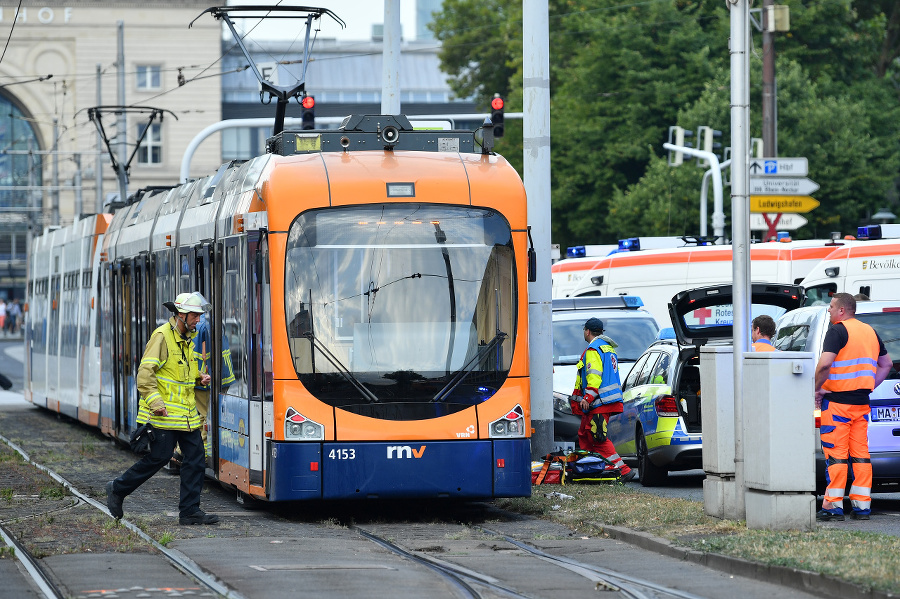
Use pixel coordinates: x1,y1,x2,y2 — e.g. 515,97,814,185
116,21,128,203
730,0,751,519
74,154,82,218
523,0,553,459
762,0,777,156
52,118,59,226
380,0,401,115
95,63,103,212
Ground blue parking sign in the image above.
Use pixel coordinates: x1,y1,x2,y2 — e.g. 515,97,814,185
765,160,777,174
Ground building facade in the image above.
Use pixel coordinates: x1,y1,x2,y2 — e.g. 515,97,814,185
0,0,222,299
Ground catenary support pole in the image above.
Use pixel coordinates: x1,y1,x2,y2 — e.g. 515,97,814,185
95,63,103,212
52,118,59,226
116,21,127,204
381,0,401,115
730,0,751,519
524,0,553,459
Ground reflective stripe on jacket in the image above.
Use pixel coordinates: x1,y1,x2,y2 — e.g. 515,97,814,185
137,318,203,430
574,337,623,410
822,318,880,393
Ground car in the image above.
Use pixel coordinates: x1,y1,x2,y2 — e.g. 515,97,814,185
551,296,660,442
773,300,900,491
606,283,805,486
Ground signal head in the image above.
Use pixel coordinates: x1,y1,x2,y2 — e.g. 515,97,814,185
301,96,315,110
491,96,504,110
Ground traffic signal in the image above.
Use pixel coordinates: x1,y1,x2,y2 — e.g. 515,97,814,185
490,94,504,138
696,126,723,168
301,95,315,130
667,126,693,167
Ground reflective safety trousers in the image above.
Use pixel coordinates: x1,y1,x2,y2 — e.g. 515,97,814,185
137,321,203,431
821,399,872,512
822,318,879,393
573,339,623,411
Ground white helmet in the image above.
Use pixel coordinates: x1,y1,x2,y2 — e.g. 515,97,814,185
171,291,210,314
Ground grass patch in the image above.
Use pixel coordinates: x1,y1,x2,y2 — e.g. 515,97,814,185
496,485,900,594
0,488,12,502
158,532,174,547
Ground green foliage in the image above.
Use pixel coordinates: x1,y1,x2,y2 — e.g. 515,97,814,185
432,0,900,248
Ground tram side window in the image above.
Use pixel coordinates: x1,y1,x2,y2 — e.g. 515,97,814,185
155,250,172,325
179,253,192,294
224,242,247,398
32,278,48,353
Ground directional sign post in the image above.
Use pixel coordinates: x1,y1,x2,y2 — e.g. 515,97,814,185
749,213,808,231
750,195,820,213
749,157,808,177
749,177,819,196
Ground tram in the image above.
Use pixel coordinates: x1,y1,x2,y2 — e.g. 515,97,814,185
25,115,532,502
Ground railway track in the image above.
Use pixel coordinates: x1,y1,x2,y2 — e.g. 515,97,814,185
0,431,245,599
2,424,710,599
0,406,825,599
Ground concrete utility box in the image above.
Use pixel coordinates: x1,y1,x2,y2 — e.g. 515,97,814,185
699,346,735,474
699,346,743,520
742,351,816,530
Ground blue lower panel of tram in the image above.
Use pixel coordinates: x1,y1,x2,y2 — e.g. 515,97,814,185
267,439,531,501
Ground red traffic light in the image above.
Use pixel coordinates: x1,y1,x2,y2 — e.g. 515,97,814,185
301,96,315,109
491,97,504,110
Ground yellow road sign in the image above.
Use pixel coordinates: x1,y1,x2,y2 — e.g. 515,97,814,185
750,195,820,213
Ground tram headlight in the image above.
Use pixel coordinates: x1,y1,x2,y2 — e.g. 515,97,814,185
488,404,527,439
284,407,325,441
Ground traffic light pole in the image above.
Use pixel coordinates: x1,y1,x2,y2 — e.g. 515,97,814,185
663,143,724,241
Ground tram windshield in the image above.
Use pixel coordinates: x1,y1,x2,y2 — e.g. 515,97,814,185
285,204,517,420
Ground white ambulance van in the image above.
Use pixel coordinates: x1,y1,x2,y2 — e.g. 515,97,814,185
553,239,846,326
801,227,900,305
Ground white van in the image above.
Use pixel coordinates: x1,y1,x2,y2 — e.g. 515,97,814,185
552,239,845,326
801,238,900,305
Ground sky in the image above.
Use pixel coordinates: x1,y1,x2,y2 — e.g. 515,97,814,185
225,0,420,42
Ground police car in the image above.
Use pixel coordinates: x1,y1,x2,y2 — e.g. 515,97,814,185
774,299,900,490
551,296,660,442
606,283,804,486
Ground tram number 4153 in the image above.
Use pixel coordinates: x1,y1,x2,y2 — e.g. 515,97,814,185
328,448,356,460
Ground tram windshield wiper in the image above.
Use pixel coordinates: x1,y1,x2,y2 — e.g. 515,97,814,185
432,331,507,403
303,332,380,404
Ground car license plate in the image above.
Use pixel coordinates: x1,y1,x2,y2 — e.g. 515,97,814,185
874,407,900,421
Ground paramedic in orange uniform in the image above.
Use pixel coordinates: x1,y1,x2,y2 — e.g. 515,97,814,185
814,293,893,521
751,314,776,352
570,318,635,482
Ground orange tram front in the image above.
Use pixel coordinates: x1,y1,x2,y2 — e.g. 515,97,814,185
26,115,532,502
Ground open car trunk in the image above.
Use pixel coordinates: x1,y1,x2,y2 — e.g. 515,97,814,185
668,283,806,435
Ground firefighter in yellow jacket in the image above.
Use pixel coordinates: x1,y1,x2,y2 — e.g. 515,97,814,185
106,292,220,525
814,293,892,521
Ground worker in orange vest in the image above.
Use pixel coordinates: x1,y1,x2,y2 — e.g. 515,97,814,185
814,293,893,521
751,314,777,352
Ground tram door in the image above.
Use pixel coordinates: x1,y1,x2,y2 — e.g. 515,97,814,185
249,232,270,488
113,260,133,434
194,243,216,472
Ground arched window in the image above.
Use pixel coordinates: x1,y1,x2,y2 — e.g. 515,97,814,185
0,91,43,216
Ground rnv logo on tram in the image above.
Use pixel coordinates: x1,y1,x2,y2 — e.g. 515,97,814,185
387,445,427,459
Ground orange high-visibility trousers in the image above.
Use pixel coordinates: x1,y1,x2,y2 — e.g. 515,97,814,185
820,400,872,512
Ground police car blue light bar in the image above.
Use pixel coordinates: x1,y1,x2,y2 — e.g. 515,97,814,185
657,327,677,340
567,246,586,258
